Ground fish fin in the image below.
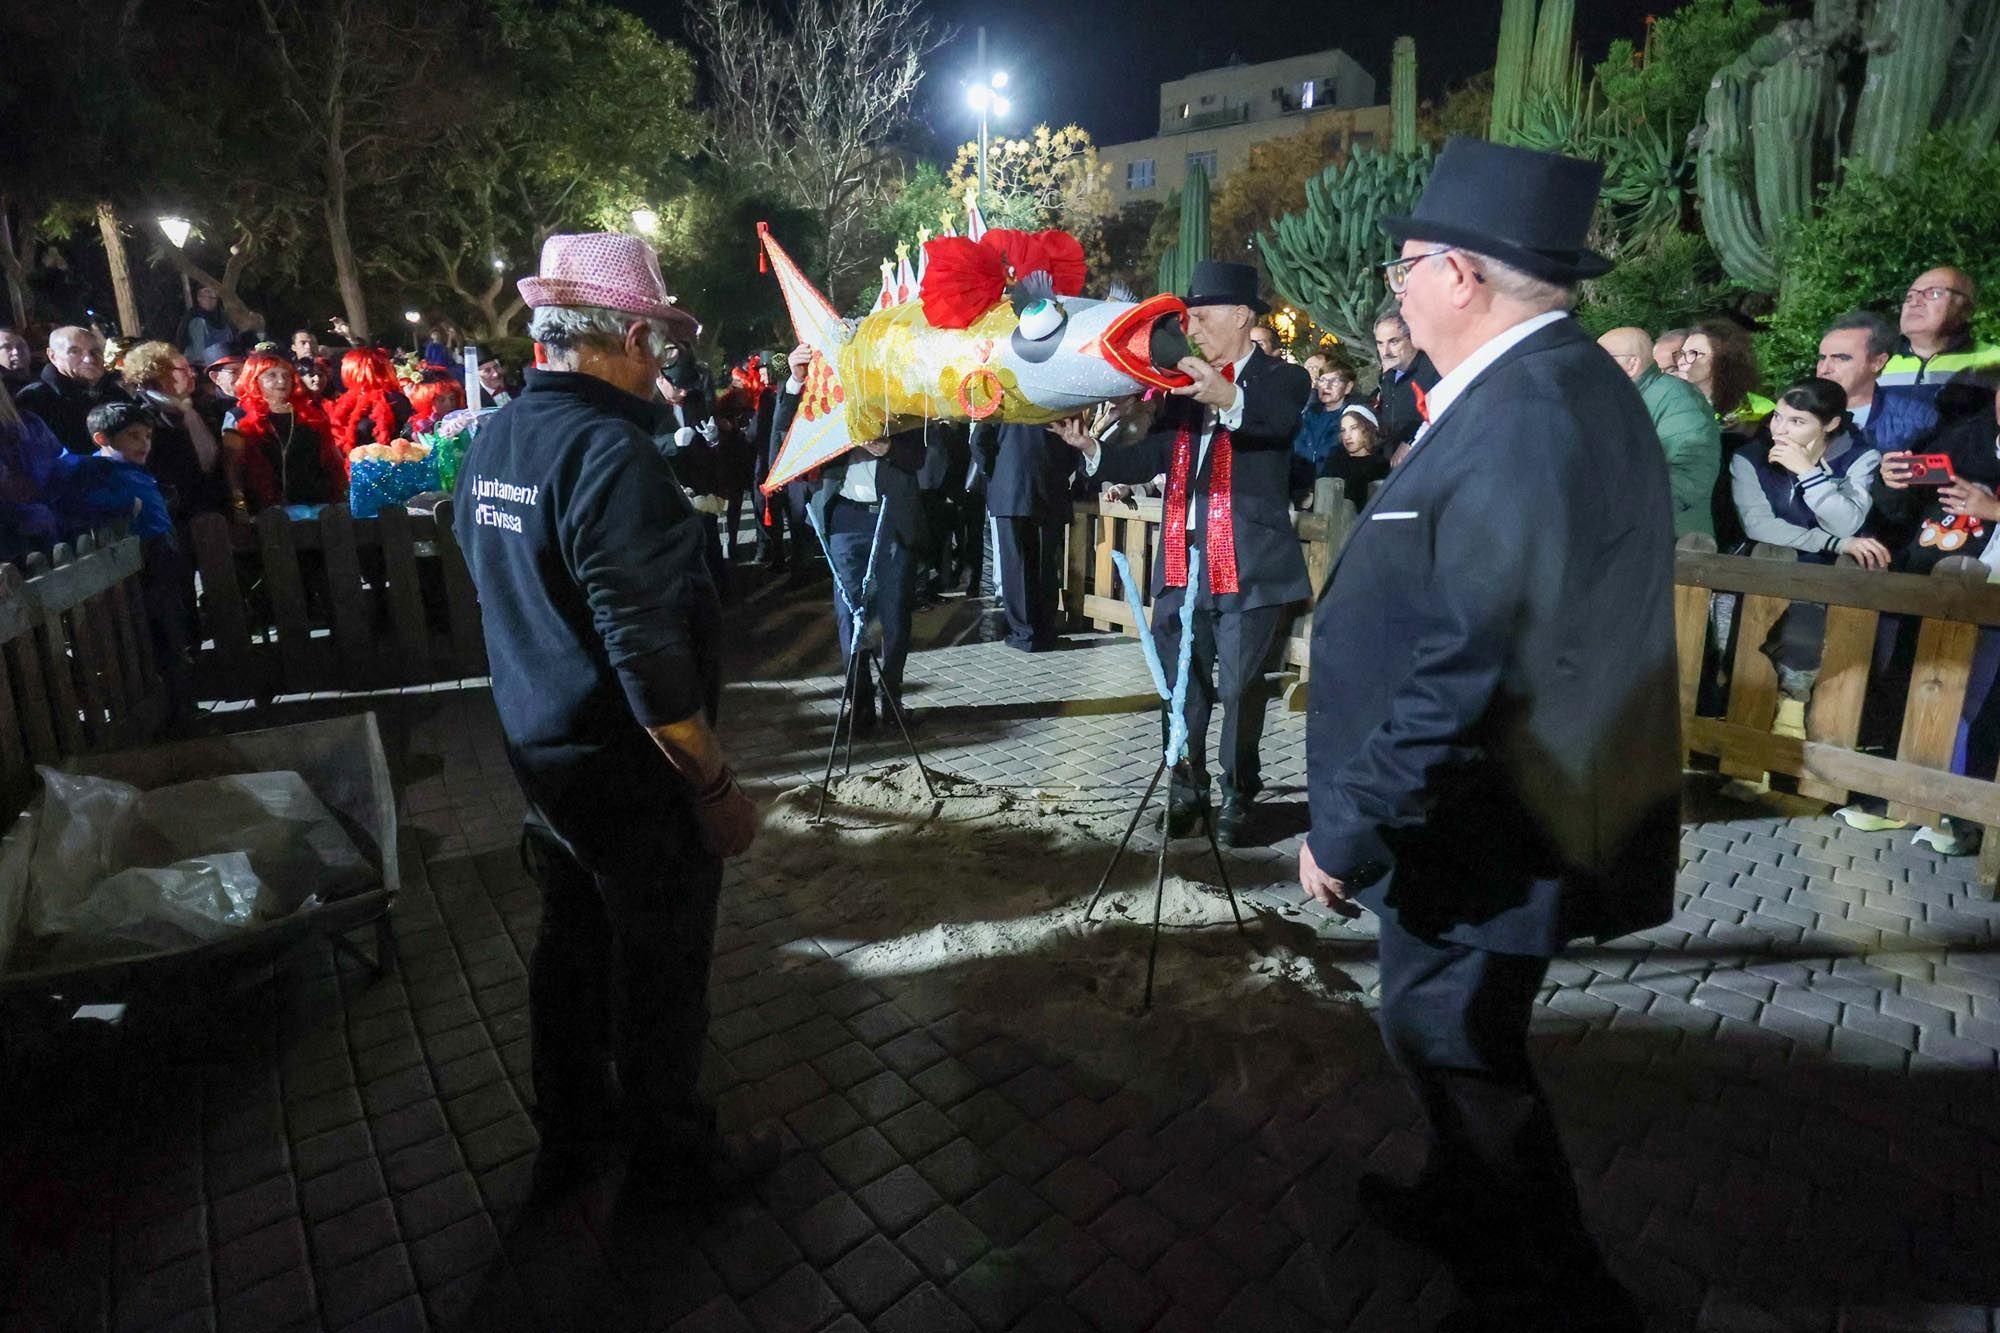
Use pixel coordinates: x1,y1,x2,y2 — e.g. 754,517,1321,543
1105,280,1137,303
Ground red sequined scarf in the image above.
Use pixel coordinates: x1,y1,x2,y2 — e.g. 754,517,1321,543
1161,413,1240,596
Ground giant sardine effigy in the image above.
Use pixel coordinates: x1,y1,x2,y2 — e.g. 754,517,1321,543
758,222,1199,491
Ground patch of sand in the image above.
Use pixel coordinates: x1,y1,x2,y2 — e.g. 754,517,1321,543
755,764,1379,1099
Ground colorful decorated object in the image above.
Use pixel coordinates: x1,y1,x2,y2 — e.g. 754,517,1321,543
756,223,1194,493
348,438,441,519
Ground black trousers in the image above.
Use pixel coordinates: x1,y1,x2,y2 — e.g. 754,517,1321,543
520,812,723,1160
1149,586,1281,806
993,514,1067,650
959,491,988,592
1376,908,1604,1295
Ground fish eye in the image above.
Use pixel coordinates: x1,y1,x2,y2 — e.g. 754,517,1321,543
1018,299,1065,341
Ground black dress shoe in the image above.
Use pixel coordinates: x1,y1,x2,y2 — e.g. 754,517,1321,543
1162,802,1202,837
623,1124,786,1210
1215,796,1249,847
1357,1171,1469,1255
880,692,920,735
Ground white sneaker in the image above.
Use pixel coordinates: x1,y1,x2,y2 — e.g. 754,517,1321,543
1913,824,1980,856
1836,805,1908,832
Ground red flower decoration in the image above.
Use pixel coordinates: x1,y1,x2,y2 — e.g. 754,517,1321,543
919,228,1088,329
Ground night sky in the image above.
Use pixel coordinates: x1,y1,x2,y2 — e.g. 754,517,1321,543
619,0,1664,150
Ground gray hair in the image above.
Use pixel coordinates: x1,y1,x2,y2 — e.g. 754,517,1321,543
1460,251,1575,312
527,305,673,364
1373,310,1410,338
1825,309,1898,360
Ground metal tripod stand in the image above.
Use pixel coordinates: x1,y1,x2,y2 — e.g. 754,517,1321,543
809,500,937,820
1080,551,1245,1008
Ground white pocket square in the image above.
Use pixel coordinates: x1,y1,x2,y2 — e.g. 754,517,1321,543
1370,510,1420,521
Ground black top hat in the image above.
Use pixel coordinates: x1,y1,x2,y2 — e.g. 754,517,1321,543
1184,260,1268,315
1379,137,1612,284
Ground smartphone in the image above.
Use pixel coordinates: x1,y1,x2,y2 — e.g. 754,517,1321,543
1905,453,1955,486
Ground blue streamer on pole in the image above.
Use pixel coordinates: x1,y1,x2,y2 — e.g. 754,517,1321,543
1109,550,1170,701
1164,552,1202,767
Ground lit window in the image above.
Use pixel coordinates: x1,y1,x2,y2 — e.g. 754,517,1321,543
1186,150,1216,178
1127,159,1155,190
1180,103,1190,118
1302,79,1316,109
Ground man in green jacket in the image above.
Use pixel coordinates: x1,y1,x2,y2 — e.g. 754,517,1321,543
1601,326,1719,540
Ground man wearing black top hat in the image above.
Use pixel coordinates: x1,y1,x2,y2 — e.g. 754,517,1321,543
1299,137,1678,1329
1055,261,1311,846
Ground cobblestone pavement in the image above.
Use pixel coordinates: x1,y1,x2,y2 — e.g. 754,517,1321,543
5,580,2000,1333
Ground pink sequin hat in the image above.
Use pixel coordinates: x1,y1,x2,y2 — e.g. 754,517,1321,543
517,232,699,338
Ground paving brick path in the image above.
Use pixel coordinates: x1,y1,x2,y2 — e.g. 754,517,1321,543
4,583,1999,1332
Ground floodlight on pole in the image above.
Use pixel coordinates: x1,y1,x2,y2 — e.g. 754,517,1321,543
405,309,422,353
970,27,1011,196
158,216,194,309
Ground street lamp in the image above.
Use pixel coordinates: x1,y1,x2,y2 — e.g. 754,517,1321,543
158,215,194,310
630,207,660,236
967,26,1010,196
404,309,422,353
491,257,505,272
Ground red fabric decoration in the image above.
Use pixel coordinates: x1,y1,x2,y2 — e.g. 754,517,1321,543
920,236,1009,329
919,228,1089,328
1413,380,1430,424
980,229,1087,296
1160,363,1241,597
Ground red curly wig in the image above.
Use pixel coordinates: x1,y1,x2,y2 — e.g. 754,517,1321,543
406,373,465,428
233,353,344,508
329,347,406,458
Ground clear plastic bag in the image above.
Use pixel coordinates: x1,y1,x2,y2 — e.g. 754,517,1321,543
24,768,370,958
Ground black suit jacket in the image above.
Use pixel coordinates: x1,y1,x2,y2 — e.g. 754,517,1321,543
1307,318,1680,956
1373,352,1439,451
1094,348,1312,612
772,390,935,548
975,422,1080,521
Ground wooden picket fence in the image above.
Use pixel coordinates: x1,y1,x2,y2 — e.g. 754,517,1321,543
188,501,488,703
0,527,171,815
1063,476,1363,704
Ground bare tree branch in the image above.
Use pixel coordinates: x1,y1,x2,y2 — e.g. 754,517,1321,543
691,0,943,302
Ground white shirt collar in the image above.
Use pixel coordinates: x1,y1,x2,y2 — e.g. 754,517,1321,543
1412,310,1569,446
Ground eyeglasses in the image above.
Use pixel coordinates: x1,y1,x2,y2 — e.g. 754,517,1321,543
1378,249,1455,295
1675,348,1707,363
1904,286,1970,304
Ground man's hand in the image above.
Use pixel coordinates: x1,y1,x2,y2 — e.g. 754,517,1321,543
1941,477,2000,524
696,771,758,859
787,344,814,380
1838,535,1893,570
1298,841,1359,918
857,438,891,458
1170,356,1237,410
1051,415,1098,455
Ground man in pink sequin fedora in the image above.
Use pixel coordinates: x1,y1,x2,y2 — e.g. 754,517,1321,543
457,232,778,1207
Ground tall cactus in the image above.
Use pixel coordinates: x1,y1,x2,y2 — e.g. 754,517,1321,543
1257,146,1436,351
1488,0,1537,141
1695,0,1998,292
1178,161,1211,289
1156,242,1181,299
1391,37,1418,155
1527,0,1575,101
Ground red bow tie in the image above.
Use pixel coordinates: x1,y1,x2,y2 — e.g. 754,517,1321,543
1412,381,1430,424
1222,361,1237,384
